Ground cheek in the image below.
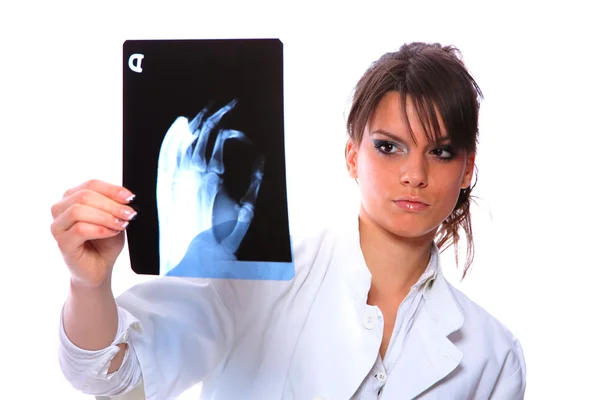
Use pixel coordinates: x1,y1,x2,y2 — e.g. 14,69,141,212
431,165,465,206
357,154,391,191
438,174,463,192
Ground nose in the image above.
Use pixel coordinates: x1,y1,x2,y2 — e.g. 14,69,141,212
400,154,428,188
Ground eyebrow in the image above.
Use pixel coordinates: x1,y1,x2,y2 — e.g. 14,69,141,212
371,129,451,144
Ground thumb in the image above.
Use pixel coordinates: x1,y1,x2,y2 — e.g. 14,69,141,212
220,206,253,254
239,154,265,210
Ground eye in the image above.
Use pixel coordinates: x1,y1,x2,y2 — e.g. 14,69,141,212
431,146,456,160
373,140,402,155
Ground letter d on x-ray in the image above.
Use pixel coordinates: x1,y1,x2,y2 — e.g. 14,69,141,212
129,53,144,73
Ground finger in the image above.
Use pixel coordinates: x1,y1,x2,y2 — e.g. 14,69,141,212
51,203,131,238
204,99,237,132
220,215,252,254
196,100,238,172
188,107,208,134
62,179,135,204
53,187,138,221
221,158,262,251
239,155,265,209
188,106,210,156
207,129,251,174
55,221,122,256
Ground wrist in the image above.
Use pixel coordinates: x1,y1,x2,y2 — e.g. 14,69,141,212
69,275,113,294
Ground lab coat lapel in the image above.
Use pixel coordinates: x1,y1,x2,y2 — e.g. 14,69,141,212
383,276,465,399
282,226,382,400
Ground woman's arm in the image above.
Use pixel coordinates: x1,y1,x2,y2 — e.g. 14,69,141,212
51,180,141,393
490,337,527,399
63,279,125,372
59,301,142,396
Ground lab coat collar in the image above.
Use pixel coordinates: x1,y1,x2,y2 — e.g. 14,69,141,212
335,216,465,399
339,215,441,304
421,256,465,337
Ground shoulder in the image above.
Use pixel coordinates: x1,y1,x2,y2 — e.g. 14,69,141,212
447,282,518,344
443,280,527,396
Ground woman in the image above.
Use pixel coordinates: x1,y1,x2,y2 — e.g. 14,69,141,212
53,42,526,399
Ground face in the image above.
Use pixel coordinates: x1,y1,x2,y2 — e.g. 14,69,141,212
345,91,475,240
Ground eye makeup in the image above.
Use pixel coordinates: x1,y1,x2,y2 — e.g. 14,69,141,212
372,137,457,162
430,145,457,162
372,139,405,156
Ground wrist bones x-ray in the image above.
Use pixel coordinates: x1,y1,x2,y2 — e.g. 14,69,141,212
156,100,264,276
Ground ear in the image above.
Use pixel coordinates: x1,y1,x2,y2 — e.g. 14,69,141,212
461,152,476,189
345,138,359,179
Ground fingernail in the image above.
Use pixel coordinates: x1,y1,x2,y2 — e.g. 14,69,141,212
120,190,135,202
121,208,138,221
115,218,129,228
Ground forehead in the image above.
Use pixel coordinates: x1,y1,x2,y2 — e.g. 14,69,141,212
366,91,447,144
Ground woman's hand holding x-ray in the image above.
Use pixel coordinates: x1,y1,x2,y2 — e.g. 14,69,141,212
156,100,264,275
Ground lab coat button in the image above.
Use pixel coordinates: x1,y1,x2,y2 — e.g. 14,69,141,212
376,372,387,382
363,313,377,330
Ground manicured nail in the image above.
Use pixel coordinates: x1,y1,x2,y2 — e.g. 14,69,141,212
121,208,138,221
115,218,129,228
119,190,135,202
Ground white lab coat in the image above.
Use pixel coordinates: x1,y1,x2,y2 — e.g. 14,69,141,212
97,219,526,400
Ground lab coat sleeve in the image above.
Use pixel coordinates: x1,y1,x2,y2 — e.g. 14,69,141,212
490,336,527,399
58,277,235,399
58,303,143,396
113,277,236,399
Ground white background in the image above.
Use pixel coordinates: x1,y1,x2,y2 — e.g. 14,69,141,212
1,0,598,398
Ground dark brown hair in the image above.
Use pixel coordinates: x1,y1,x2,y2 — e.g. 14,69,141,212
346,42,483,278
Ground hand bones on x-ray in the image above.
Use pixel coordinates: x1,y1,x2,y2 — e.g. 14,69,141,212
156,100,264,275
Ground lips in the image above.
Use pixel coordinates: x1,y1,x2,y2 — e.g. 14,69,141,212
393,197,430,211
395,196,430,205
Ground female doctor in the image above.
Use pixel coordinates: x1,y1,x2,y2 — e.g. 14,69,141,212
53,42,526,399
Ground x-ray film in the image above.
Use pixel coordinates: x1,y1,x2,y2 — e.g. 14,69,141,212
123,39,294,280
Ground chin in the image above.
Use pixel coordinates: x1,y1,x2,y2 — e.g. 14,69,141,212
379,211,441,241
387,223,437,241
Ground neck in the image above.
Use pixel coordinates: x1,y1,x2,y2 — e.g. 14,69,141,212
358,209,435,304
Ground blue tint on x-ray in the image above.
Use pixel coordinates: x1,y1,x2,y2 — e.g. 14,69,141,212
165,223,295,280
166,253,295,280
166,261,295,280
